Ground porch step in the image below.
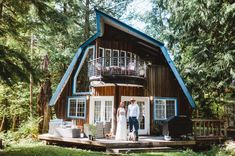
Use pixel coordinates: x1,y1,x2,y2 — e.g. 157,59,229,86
107,146,181,154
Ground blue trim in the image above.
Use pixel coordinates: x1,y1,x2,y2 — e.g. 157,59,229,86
67,96,87,119
76,92,93,95
95,9,195,108
73,45,95,94
95,9,164,47
49,48,82,106
153,97,178,121
160,46,195,108
49,12,103,106
49,9,195,110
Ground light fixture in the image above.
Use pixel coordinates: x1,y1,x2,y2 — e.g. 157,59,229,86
86,95,90,100
150,96,153,101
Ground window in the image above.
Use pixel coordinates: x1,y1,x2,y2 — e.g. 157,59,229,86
126,52,132,65
98,47,104,66
132,53,136,63
111,49,119,66
88,48,95,61
154,98,177,120
94,101,101,123
89,96,114,124
67,97,86,119
120,50,126,67
105,101,112,121
105,49,111,67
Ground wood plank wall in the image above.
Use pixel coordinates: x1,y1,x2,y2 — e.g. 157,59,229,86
146,65,192,116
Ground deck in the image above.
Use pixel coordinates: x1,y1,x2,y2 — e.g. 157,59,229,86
39,134,196,153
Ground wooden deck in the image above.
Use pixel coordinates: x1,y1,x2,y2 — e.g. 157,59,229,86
39,134,196,153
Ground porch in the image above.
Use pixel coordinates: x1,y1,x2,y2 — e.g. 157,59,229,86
38,134,196,153
38,119,228,153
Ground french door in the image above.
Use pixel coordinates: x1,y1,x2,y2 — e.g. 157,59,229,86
121,96,150,135
89,96,114,126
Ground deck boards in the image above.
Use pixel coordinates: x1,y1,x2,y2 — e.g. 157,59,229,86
38,134,196,150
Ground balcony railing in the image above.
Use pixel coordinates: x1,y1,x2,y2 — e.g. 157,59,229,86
88,57,146,79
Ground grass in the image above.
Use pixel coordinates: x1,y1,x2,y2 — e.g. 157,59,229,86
0,139,234,156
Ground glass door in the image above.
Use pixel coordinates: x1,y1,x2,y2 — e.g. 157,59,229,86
121,96,150,135
89,96,114,129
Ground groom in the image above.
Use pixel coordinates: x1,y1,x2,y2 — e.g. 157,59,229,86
127,98,140,141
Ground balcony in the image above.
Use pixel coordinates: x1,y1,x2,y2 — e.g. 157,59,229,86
88,57,146,85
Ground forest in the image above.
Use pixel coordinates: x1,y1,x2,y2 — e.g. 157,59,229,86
0,0,234,155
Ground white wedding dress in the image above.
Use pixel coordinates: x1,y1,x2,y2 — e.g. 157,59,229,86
115,108,127,141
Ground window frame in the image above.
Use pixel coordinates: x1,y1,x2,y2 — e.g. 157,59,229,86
154,97,178,121
67,96,86,119
111,49,119,67
104,49,112,67
98,47,104,66
120,50,126,67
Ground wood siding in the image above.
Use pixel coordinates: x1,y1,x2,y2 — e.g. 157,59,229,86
146,65,192,115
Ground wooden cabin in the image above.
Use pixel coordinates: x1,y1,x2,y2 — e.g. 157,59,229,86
48,9,196,137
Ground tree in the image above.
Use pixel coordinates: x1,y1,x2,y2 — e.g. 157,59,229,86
147,0,235,117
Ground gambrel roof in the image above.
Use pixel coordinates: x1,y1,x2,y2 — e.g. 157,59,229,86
49,9,195,108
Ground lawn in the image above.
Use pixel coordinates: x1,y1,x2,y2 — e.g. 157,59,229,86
0,140,234,156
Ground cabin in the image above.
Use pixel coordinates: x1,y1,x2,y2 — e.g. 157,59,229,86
39,10,230,153
48,9,195,137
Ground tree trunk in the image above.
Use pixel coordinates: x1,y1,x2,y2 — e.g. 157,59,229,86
29,34,34,118
0,0,3,19
84,0,90,40
0,116,5,131
42,103,51,133
37,78,52,133
11,114,16,131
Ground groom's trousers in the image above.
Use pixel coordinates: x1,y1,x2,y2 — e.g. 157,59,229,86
129,117,139,139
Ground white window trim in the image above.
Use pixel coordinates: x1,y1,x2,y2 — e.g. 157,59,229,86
120,50,126,68
98,47,104,66
89,96,114,125
111,49,119,67
67,97,86,119
104,49,112,67
154,98,177,121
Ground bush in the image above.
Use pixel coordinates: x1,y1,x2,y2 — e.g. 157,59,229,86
0,117,41,146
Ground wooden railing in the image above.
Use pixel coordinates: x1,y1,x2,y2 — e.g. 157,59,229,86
192,119,227,139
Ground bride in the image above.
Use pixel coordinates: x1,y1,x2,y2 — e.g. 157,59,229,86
115,102,127,141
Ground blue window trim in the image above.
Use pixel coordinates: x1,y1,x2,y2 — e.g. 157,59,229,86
73,45,96,94
67,96,86,119
153,97,178,121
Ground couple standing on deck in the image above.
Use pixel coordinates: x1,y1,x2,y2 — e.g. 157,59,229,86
115,98,140,141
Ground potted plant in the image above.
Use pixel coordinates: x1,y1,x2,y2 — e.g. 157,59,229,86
89,124,96,141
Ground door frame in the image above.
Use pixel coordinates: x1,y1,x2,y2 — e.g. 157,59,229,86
89,96,114,130
121,96,150,135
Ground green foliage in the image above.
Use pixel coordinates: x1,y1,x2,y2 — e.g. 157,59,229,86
0,117,41,146
0,141,105,156
0,141,234,156
147,0,235,117
17,117,42,139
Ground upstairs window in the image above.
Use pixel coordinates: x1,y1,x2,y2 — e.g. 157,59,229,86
105,49,111,67
67,97,86,119
111,49,119,66
154,98,177,120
